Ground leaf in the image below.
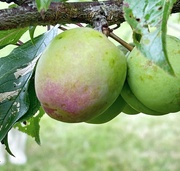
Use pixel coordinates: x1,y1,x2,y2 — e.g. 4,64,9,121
18,73,41,122
29,26,37,44
0,26,58,142
1,134,15,157
123,0,176,75
14,108,45,145
9,72,44,150
0,28,28,49
35,0,52,12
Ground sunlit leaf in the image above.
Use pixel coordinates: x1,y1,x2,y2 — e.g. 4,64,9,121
123,0,176,75
14,107,45,145
0,28,28,49
29,26,37,44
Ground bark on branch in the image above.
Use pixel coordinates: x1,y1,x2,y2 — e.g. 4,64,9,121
0,0,179,30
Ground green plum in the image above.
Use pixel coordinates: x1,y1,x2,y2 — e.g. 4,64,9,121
86,95,126,124
122,104,139,115
121,81,165,115
127,35,180,113
35,27,127,123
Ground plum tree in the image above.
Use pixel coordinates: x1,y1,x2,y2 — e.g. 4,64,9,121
35,27,127,122
0,0,180,153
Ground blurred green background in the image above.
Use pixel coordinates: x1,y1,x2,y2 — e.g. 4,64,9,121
1,2,180,171
1,113,180,171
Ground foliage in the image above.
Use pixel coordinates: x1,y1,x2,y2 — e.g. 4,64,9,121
14,107,45,145
0,28,28,49
124,0,176,75
0,26,58,152
0,0,179,154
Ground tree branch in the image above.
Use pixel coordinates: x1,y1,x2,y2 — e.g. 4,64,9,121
0,0,179,31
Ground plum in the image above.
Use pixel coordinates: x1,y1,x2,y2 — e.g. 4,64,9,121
127,35,180,113
35,27,127,123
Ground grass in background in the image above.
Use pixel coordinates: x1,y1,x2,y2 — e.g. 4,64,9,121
1,113,180,171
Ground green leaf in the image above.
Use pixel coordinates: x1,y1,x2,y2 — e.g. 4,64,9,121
14,108,45,145
18,73,41,122
1,134,15,157
0,26,58,142
0,28,28,49
123,0,176,75
29,26,37,44
35,0,52,12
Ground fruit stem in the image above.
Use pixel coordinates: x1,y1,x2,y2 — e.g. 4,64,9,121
109,32,134,52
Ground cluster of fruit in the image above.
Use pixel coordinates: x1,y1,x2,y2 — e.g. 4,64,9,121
35,27,180,124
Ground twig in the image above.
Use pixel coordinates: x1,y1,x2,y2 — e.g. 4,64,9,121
109,32,133,51
102,26,133,51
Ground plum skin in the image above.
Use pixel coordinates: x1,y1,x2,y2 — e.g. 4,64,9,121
127,35,180,113
35,27,127,123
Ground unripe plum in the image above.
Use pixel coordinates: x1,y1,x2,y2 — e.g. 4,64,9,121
127,35,180,113
35,27,127,123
